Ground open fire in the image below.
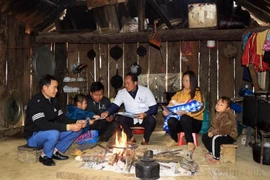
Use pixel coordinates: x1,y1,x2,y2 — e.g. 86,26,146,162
78,130,199,177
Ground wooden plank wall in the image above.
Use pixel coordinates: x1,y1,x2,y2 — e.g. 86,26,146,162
62,40,245,122
0,14,31,128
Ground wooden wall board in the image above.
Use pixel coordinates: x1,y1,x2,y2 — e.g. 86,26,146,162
209,45,218,121
137,43,149,75
199,41,210,102
168,41,180,74
234,41,246,95
218,42,234,98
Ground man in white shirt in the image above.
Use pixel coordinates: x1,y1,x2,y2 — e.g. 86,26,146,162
101,73,157,145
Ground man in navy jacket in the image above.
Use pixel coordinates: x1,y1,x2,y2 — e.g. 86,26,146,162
24,75,84,166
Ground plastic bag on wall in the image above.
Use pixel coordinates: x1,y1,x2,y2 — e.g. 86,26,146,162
120,17,149,33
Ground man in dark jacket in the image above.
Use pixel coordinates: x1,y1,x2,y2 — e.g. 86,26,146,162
24,75,84,166
85,82,119,141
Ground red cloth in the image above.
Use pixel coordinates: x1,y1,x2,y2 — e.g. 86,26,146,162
242,33,269,72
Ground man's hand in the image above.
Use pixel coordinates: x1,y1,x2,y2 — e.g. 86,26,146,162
208,131,213,138
136,112,147,119
106,115,114,122
101,111,109,119
68,124,82,132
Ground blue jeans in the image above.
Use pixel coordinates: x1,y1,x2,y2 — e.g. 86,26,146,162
27,130,82,158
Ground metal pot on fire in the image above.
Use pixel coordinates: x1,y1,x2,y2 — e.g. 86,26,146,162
135,150,160,179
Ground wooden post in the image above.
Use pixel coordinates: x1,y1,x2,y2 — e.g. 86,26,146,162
138,0,146,32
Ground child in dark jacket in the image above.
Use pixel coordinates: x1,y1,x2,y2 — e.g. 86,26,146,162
202,96,238,164
66,94,100,155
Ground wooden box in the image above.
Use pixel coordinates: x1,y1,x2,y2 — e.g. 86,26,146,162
220,144,238,163
17,144,42,163
188,3,217,28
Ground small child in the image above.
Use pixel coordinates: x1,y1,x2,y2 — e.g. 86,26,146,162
66,94,100,155
202,96,238,164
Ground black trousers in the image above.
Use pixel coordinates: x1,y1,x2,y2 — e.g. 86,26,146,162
118,115,156,142
202,133,235,159
167,115,202,143
89,119,120,141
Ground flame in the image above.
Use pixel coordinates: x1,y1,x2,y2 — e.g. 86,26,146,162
113,130,127,154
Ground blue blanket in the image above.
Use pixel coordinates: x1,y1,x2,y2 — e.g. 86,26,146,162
163,100,203,133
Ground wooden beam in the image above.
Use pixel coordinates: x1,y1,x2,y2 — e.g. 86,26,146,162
36,26,270,43
236,0,270,23
147,0,173,29
86,0,126,10
138,0,146,32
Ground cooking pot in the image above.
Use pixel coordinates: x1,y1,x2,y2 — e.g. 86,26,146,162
135,150,160,179
252,142,270,165
110,45,123,60
137,45,147,57
87,49,96,60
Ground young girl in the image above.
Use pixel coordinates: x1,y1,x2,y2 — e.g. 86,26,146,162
202,96,238,164
66,94,100,155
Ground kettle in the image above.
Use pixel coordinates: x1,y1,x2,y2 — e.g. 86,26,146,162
135,150,160,180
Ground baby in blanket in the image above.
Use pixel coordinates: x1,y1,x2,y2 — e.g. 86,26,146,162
163,100,203,133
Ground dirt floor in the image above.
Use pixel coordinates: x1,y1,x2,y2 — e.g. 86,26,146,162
0,131,269,180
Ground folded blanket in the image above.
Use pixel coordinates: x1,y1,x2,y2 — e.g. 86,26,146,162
75,130,98,145
163,100,203,133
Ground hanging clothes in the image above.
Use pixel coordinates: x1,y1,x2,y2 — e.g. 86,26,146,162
242,31,269,72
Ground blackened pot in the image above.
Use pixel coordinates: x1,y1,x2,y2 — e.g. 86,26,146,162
135,150,160,180
252,142,270,165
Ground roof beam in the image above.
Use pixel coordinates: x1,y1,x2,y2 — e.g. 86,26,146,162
36,26,270,43
147,0,173,29
236,0,270,23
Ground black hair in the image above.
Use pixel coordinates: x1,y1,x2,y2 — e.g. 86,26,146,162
218,96,232,108
39,74,57,91
90,81,104,92
74,94,87,106
182,70,199,99
125,72,138,82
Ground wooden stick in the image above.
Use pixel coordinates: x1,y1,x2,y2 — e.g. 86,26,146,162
108,153,117,165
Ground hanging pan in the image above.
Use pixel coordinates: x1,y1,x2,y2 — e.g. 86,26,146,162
111,68,123,89
32,46,56,78
137,45,147,57
110,45,123,60
87,49,96,60
2,93,23,125
110,45,123,89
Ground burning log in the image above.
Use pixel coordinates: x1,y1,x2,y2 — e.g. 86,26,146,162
108,153,118,165
81,155,106,163
125,148,136,172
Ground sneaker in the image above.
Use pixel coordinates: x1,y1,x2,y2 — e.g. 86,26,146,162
39,156,55,166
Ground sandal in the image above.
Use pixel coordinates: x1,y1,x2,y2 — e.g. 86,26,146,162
205,153,213,159
207,157,220,165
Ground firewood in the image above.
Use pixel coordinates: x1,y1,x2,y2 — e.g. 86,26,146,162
108,153,117,165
